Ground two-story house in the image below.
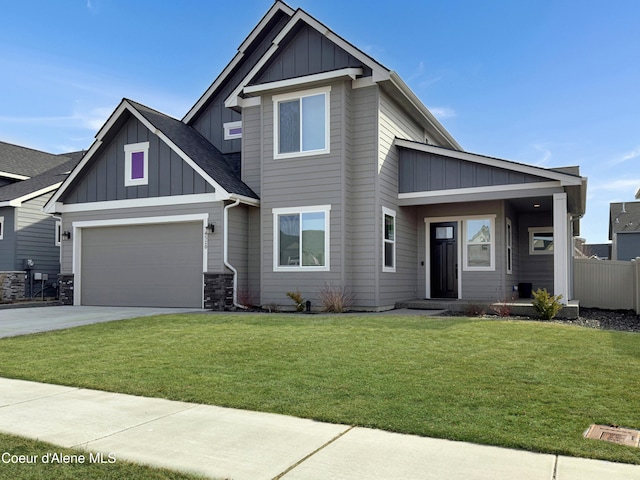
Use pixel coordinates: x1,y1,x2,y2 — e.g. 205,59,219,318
45,2,587,310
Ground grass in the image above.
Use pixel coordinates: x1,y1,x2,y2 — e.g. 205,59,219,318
0,313,639,465
0,432,208,480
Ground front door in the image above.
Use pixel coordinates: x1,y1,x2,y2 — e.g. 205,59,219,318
430,222,458,298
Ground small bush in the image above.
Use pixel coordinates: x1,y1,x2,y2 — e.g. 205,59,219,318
491,301,512,318
286,289,305,312
464,304,485,317
532,288,563,320
317,284,355,313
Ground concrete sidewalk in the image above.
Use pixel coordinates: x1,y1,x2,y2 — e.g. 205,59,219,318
0,378,638,480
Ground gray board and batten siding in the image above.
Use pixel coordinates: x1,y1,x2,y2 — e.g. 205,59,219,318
398,148,551,194
60,115,215,205
189,11,291,154
251,22,372,86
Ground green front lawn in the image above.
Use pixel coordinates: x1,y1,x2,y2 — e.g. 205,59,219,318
0,314,638,465
0,433,208,480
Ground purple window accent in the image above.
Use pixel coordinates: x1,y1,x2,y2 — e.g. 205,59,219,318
229,127,242,136
131,151,144,179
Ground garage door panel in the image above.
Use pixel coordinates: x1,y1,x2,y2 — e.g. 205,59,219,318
81,222,203,308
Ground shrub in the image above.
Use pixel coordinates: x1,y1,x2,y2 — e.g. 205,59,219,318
491,301,512,318
317,284,355,313
532,288,563,320
464,304,485,317
286,289,305,312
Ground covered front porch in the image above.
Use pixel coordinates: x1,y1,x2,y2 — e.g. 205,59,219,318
395,139,588,305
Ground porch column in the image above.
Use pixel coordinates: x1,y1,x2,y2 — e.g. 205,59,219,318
553,193,569,304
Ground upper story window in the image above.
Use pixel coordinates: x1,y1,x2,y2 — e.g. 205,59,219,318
273,86,330,159
223,121,242,140
124,142,149,187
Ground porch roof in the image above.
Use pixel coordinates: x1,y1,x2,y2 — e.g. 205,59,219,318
396,139,587,216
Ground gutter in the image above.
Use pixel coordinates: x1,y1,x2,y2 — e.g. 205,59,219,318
223,198,248,310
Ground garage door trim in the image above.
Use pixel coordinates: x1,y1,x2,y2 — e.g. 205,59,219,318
72,214,209,306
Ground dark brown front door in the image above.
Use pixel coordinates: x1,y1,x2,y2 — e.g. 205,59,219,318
430,222,458,298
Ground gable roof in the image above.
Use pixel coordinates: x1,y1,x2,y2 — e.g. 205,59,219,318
0,156,81,206
45,99,257,213
183,1,460,150
0,141,73,180
609,201,640,239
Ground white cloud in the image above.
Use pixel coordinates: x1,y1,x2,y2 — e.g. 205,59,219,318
530,144,552,166
609,146,640,165
428,106,456,120
589,178,640,192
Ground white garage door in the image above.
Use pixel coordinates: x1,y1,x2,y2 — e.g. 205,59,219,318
80,222,203,307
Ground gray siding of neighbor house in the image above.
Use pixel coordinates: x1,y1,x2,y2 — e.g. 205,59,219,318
615,232,640,261
258,79,346,307
61,116,214,205
190,12,291,154
0,207,16,271
398,149,550,193
16,193,60,280
60,202,225,276
377,91,426,306
252,23,372,86
518,212,554,295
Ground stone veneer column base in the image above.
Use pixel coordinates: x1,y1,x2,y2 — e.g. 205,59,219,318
0,271,26,301
58,274,74,305
204,273,234,310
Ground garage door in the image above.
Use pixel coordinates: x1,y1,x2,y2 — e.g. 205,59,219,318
80,222,203,307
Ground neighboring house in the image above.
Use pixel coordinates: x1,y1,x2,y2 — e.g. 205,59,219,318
45,1,587,310
0,142,83,298
609,202,640,261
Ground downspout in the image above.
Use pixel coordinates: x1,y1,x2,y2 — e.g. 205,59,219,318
223,198,248,309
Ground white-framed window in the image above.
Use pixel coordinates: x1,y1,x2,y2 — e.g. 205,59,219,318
273,86,330,159
506,218,512,274
55,220,61,246
463,216,495,271
0,216,4,240
223,121,242,140
124,142,149,187
382,206,396,272
529,227,554,255
273,205,331,271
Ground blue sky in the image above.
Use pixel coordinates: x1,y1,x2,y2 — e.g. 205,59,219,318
1,0,639,244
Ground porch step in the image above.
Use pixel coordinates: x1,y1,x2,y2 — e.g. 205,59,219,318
395,299,580,319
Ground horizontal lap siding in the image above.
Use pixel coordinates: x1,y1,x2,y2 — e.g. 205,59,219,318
260,81,345,307
347,86,377,306
242,105,262,196
16,194,60,279
0,207,16,271
518,212,554,294
378,92,424,305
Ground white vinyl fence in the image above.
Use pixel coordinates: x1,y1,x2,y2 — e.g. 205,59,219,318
573,257,640,314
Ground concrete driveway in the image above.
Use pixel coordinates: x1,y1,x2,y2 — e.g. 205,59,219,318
0,306,203,338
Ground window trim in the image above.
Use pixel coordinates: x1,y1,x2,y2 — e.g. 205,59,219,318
223,121,242,140
506,218,513,274
124,142,149,187
529,227,554,255
55,220,61,246
272,205,331,272
462,215,496,272
0,216,4,240
272,86,331,159
382,206,396,273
